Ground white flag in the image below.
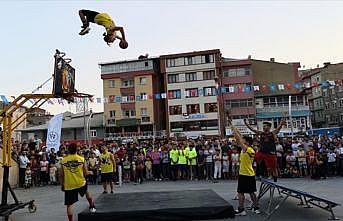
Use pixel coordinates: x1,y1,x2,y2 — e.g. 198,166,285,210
142,94,148,100
46,113,63,151
161,93,167,99
253,85,260,91
228,86,235,93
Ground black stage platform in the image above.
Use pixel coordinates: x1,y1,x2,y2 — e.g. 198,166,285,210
78,189,235,221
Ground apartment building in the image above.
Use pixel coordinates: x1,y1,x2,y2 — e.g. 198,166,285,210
160,49,222,138
252,59,310,135
100,57,166,140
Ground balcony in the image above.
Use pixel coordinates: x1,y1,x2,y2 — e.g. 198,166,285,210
116,118,141,126
256,105,310,119
105,131,167,141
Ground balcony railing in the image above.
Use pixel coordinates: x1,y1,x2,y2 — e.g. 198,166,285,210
256,105,309,113
105,131,167,140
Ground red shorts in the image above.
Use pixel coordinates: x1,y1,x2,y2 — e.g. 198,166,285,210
255,152,277,170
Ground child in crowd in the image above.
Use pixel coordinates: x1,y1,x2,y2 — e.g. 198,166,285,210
123,156,131,183
307,146,317,178
40,155,49,186
231,148,239,180
222,152,229,179
24,165,32,189
145,157,153,181
87,153,98,185
297,145,307,177
49,163,57,185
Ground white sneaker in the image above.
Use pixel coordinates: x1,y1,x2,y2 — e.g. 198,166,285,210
235,209,247,216
79,27,90,35
253,208,261,214
89,207,96,213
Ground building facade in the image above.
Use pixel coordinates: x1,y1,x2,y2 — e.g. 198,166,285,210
100,57,166,141
20,112,104,144
160,49,222,138
252,59,310,135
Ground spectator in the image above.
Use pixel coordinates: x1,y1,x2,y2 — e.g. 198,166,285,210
197,149,206,180
161,147,170,180
50,163,57,185
327,149,336,176
231,148,240,180
297,145,307,177
40,154,49,186
213,150,222,182
204,145,214,181
19,151,29,188
187,144,197,180
151,147,162,181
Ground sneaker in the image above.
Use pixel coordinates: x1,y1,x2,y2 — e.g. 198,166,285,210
89,207,96,213
79,27,90,35
102,191,108,194
235,208,247,216
253,207,261,214
110,190,114,194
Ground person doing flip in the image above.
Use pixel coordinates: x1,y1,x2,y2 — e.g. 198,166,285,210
78,9,128,48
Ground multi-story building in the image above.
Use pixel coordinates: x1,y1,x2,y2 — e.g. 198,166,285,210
299,67,323,127
160,49,222,138
100,57,166,141
220,58,255,134
252,59,310,135
300,62,343,128
316,63,343,127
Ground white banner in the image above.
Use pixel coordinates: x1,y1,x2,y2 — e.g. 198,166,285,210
46,113,63,151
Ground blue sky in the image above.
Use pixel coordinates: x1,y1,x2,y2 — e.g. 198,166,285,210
1,1,343,114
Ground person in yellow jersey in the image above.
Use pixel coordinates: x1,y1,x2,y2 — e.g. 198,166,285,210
187,143,198,180
169,144,179,181
60,143,96,221
177,145,187,180
99,146,116,194
226,112,261,216
78,9,128,48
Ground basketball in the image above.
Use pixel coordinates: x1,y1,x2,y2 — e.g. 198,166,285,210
119,40,128,49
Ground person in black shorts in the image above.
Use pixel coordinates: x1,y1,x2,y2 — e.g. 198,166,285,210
61,144,96,221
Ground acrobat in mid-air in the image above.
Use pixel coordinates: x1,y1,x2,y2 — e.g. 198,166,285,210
78,9,128,49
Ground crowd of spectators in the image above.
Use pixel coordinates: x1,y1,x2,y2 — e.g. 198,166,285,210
11,133,343,188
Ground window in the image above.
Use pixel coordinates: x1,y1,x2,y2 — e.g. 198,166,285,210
201,54,214,63
121,78,134,87
139,77,147,85
167,59,176,67
185,88,198,98
340,99,343,107
107,119,116,125
225,99,253,108
168,74,179,83
185,56,195,65
128,95,135,102
325,103,329,110
340,114,343,122
122,110,136,118
185,72,197,81
141,108,148,116
140,93,148,100
186,104,200,114
109,110,116,118
90,130,97,138
332,101,337,109
204,103,218,113
144,61,149,67
203,70,215,80
223,68,250,77
323,89,328,97
169,105,182,115
109,80,115,88
203,87,216,96
168,90,181,99
142,116,150,122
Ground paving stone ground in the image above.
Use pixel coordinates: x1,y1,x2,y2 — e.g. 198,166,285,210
8,177,343,221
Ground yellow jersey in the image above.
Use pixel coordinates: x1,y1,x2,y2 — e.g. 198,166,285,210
99,152,114,173
187,148,197,166
61,154,86,190
94,13,116,36
169,149,179,165
239,147,255,176
178,150,187,165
